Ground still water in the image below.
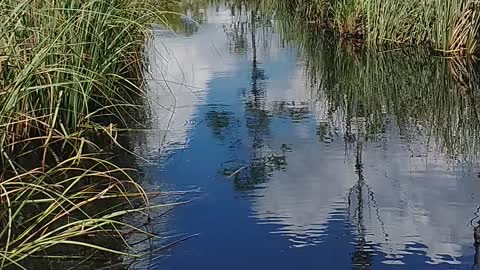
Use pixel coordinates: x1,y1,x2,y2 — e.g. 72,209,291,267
134,4,480,269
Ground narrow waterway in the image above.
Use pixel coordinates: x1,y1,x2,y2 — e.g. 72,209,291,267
133,4,480,269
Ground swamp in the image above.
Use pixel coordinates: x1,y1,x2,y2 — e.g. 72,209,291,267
3,0,480,269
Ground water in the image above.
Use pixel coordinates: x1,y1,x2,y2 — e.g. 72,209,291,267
133,4,480,269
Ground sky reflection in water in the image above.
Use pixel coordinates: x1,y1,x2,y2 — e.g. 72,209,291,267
134,5,480,270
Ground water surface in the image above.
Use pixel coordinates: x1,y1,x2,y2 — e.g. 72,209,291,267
134,5,480,269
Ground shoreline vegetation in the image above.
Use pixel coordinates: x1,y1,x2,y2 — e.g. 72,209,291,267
237,0,480,56
2,0,480,269
0,0,183,269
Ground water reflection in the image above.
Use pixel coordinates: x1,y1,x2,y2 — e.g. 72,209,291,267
141,3,480,269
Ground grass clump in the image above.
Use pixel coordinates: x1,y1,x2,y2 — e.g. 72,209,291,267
0,0,182,268
363,0,480,54
253,0,480,55
0,0,169,145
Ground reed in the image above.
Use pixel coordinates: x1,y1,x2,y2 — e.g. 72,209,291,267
0,0,182,268
363,0,480,54
0,0,179,148
254,0,480,55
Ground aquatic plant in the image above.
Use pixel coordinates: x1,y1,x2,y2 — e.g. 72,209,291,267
241,0,480,55
333,0,365,37
363,0,480,54
0,0,183,268
0,0,177,147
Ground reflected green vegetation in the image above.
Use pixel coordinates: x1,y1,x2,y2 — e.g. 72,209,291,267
210,4,290,190
194,1,480,199
199,0,480,170
215,7,480,264
205,5,480,266
310,43,480,160
254,1,480,160
206,110,235,139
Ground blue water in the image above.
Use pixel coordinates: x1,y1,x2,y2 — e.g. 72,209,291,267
133,6,480,270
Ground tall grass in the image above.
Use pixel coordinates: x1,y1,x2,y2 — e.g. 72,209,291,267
0,0,172,147
0,0,182,268
251,0,480,55
334,0,365,36
364,0,480,54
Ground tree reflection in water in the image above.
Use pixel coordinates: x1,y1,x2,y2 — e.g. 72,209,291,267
189,2,480,268
212,4,290,191
473,221,480,270
345,110,373,269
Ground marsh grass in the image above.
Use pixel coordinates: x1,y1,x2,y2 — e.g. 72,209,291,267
0,0,174,146
249,0,480,55
0,0,185,268
363,0,480,54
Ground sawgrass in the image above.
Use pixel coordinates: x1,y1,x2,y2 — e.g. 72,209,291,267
249,0,480,55
0,0,184,268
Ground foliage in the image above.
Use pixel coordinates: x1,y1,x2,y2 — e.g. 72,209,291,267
248,0,480,55
0,0,182,268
